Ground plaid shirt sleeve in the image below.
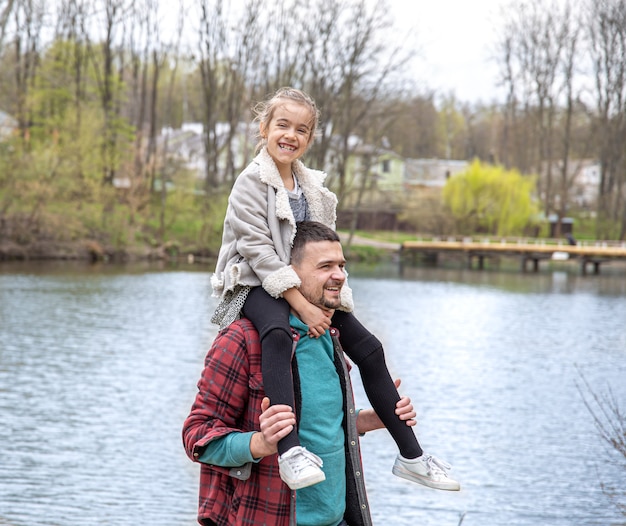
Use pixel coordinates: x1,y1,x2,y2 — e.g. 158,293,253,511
183,320,260,457
182,319,292,526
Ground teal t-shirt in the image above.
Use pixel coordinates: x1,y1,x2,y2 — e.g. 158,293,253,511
290,314,346,526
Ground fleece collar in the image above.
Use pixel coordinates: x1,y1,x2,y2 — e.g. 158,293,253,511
255,147,331,245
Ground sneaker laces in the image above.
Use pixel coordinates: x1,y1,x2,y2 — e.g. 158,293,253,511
424,455,452,476
286,447,323,475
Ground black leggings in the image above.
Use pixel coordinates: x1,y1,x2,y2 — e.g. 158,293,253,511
242,286,422,458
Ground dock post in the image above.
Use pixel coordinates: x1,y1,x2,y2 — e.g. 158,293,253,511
582,259,587,276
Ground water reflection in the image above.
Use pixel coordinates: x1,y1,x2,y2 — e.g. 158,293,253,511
1,263,216,526
0,261,624,526
348,265,626,526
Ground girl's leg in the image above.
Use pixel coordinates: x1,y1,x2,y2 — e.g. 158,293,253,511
332,310,423,459
242,287,299,455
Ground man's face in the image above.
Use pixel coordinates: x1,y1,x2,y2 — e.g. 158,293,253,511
293,240,346,310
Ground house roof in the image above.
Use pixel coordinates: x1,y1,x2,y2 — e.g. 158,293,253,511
404,158,469,187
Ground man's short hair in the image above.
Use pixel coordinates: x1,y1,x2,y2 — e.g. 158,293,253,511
291,221,341,265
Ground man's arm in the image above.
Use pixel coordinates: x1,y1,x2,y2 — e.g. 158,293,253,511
198,396,299,465
198,432,257,466
182,322,258,463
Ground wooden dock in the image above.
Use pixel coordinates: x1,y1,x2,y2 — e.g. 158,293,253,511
400,239,626,274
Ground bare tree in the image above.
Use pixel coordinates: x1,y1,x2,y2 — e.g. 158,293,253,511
156,0,185,241
521,1,563,213
11,0,45,142
577,372,626,518
343,98,405,252
498,31,519,169
308,0,410,205
382,93,439,159
190,0,269,252
195,0,234,190
497,0,588,235
53,0,90,139
220,0,264,185
462,102,501,163
0,0,15,52
438,93,469,160
586,0,626,239
294,0,345,170
555,1,582,235
81,0,132,185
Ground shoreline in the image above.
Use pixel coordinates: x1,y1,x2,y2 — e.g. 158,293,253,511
0,239,193,263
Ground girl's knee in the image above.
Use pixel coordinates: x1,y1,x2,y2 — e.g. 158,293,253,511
346,335,384,366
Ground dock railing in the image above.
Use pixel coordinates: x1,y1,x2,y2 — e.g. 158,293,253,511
400,237,626,274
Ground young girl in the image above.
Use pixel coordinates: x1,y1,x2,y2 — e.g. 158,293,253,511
211,87,459,492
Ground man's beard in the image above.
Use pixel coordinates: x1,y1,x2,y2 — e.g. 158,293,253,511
318,284,342,309
319,296,341,309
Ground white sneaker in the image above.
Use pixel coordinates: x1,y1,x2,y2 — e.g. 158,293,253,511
392,453,460,491
278,446,326,490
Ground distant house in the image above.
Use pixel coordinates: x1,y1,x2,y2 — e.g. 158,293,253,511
327,137,475,229
541,159,600,210
0,109,17,139
160,121,257,185
569,159,600,209
161,123,208,179
344,145,404,190
329,138,421,230
404,158,469,190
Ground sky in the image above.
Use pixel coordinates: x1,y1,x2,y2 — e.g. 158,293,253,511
387,0,507,104
165,0,509,105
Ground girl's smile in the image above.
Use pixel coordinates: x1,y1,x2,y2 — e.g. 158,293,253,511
261,102,314,183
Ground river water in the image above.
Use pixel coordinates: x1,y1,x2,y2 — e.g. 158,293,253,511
0,261,624,526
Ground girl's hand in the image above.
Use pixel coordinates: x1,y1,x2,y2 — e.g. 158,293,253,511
281,287,332,337
299,302,333,338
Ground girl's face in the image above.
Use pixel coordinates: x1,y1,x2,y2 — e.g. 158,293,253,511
261,101,314,172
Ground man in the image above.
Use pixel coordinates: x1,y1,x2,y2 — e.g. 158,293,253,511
182,221,417,526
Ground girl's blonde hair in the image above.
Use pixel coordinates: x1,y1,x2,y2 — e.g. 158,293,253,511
254,87,320,152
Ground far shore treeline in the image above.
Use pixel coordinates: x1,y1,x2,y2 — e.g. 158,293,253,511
1,0,626,262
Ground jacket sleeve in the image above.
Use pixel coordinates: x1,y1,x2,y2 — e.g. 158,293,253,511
225,169,300,296
182,324,260,462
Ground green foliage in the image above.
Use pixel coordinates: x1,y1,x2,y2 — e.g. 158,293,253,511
436,94,467,160
443,159,540,236
147,182,229,253
343,244,389,262
399,190,456,236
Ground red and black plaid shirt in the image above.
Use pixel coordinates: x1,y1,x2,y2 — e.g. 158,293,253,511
183,319,293,526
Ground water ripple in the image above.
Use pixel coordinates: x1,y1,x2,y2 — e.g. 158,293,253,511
1,263,625,525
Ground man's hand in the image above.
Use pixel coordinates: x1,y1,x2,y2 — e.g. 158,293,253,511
395,393,417,426
250,397,297,459
356,379,417,435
